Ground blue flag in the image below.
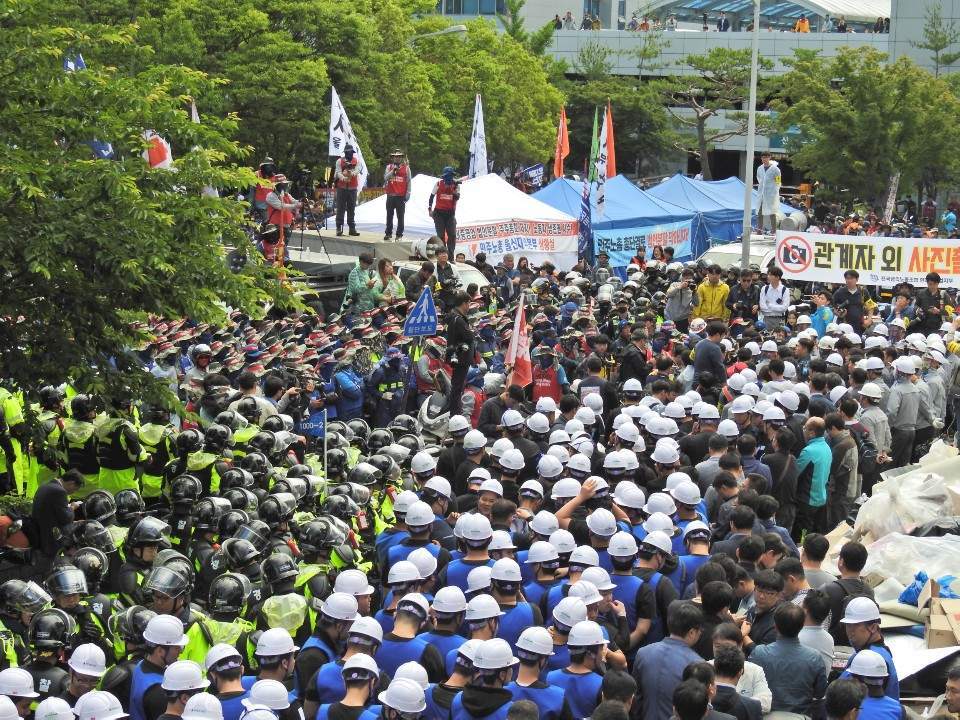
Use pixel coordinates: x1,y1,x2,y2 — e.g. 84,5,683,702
63,53,86,72
64,53,115,160
87,140,115,159
577,178,593,265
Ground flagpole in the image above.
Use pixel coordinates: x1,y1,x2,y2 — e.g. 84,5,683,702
740,0,761,270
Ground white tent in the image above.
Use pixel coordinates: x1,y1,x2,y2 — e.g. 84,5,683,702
354,173,580,269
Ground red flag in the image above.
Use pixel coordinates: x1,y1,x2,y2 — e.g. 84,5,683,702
554,107,570,179
506,297,532,388
604,100,616,178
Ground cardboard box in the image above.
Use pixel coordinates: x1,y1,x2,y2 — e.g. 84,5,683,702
922,581,960,648
926,614,957,648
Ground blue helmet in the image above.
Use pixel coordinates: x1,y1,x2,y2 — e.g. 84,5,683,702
466,368,483,388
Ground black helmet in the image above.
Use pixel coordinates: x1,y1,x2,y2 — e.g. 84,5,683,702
233,520,270,551
140,404,171,425
127,516,170,549
193,497,232,532
223,488,259,514
109,605,156,645
39,386,64,410
76,521,116,555
218,509,250,537
284,464,312,479
248,431,277,457
329,482,371,507
273,477,308,503
29,608,76,650
324,431,347,451
83,491,117,525
321,494,360,522
45,566,88,597
219,468,254,491
367,429,393,454
396,434,423,455
261,554,298,587
261,416,285,433
298,519,347,556
324,448,348,479
70,394,96,419
366,454,399,483
73,547,109,589
347,463,381,488
258,493,296,528
0,580,26,614
208,573,251,615
325,422,351,443
239,452,270,480
10,580,52,615
115,489,145,525
175,429,204,456
346,420,370,450
388,415,419,439
204,424,234,451
221,538,261,570
144,565,191,599
235,396,260,424
214,411,246,433
154,549,196,587
170,475,203,506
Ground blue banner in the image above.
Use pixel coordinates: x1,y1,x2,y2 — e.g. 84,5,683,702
577,179,593,264
594,218,694,266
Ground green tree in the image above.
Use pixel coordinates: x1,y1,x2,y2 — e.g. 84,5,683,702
497,0,555,56
659,47,772,180
574,41,616,81
773,48,960,205
911,2,960,78
0,1,284,399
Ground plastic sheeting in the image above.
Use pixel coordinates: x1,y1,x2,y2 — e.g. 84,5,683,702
863,533,960,587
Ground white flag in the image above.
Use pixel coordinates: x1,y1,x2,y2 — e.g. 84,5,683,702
595,104,609,220
469,93,488,178
190,102,219,198
328,86,368,191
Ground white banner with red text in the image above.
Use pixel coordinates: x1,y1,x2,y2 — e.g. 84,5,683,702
455,219,579,270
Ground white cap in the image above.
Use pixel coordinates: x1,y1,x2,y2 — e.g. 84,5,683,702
552,596,588,627
568,620,609,648
730,396,754,414
537,455,564,479
499,449,525,472
670,480,702,507
501,409,524,428
585,508,617,536
651,441,680,465
461,513,493,541
549,429,571,446
847,649,889,678
728,374,746,392
388,561,421,585
548,529,577,555
72,693,126,720
182,694,224,720
432,586,468,614
763,406,786,422
663,402,686,419
411,451,437,475
489,438,514,459
607,531,639,558
491,558,522,582
841,597,882,624
143,614,188,647
465,594,504,621
35,698,74,720
516,627,554,656
641,530,673,555
404,501,435,528
551,477,582,500
463,430,487,452
448,415,470,434
569,579,602,605
335,569,376,596
526,412,550,434
243,680,291,711
379,678,427,714
0,667,40,697
347,616,384,644
580,566,617,592
393,490,420,515
894,356,917,374
408,547,439,579
525,540,559,564
466,566,492,594
203,643,242,673
473,638,519,670
569,545,600,567
394,662,429,690
643,492,677,516
530,510,559,536
161,660,210,692
536,397,558,413
642,512,676,536
520,479,545,497
717,419,740,437
567,453,592,476
320,592,358,621
489,530,516,553
256,627,300,656
859,382,883,400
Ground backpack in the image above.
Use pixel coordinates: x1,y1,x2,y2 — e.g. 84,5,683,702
850,427,879,478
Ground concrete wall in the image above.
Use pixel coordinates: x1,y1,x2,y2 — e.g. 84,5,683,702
889,0,957,75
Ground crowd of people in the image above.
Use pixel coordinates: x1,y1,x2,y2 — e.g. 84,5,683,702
550,10,890,34
0,242,958,720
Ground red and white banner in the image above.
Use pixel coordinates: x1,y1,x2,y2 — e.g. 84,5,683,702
143,130,173,169
456,219,579,270
506,296,532,388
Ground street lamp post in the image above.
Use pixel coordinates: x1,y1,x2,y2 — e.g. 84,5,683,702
407,24,468,45
740,0,761,270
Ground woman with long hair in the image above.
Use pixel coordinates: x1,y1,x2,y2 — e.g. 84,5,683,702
371,258,404,305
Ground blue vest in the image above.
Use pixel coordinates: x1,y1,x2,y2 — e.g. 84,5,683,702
858,694,903,720
515,550,533,584
418,630,467,661
387,541,442,572
545,669,603,720
596,548,614,573
375,636,430,678
422,684,445,720
672,554,711,596
129,662,164,720
843,645,900,700
523,578,561,609
313,660,347,705
444,558,494,593
219,693,249,720
611,573,644,629
642,571,666,644
375,529,409,568
545,642,569,672
496,603,535,651
374,609,395,636
301,634,338,665
451,692,512,720
358,705,382,720
505,682,566,720
543,581,570,620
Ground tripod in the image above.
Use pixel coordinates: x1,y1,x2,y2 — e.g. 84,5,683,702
297,200,335,268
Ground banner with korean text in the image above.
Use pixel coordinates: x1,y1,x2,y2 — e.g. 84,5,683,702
594,219,695,267
456,219,579,269
775,231,960,287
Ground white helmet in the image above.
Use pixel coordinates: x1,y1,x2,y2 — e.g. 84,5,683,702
608,531,639,558
411,451,437,475
526,412,550,435
478,479,504,497
473,638,519,670
489,531,516,553
520,479,545,498
143,615,188,647
320,592,359,622
182,694,225,720
388,561,422,586
404,501,435,529
585,508,617,537
203,643,242,673
641,530,674,555
643,492,677,516
466,566,492,594
461,514,493,541
338,653,380,682
347,616,384,645
407,547,439,580
334,569,375,597
0,667,39,697
463,430,487,452
551,477,581,500
859,382,883,400
580,566,617,592
394,662,429,689
378,678,427,714
516,626,554,656
537,455,564,479
536,397,558,414
489,438,514,459
499,449,525,472
567,620,609,648
490,558,522,583
34,698,74,720
847,649,889,679
431,586,468,614
552,596,588,628
548,529,577,555
614,482,646,510
642,512,676,536
569,580,602,605
392,490,420,516
161,660,210,692
567,453,592,476
0,698,19,720
255,627,299,657
569,545,600,568
500,409,524,428
448,415,470,435
530,510,559,536
524,541,559,564
465,594,504,621
423,476,453,500
72,692,126,720
549,429,571,446
237,708,278,720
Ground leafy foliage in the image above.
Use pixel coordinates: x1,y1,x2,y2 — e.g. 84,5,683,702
574,41,616,81
911,2,960,78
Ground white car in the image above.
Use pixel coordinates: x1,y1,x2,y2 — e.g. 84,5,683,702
697,235,777,271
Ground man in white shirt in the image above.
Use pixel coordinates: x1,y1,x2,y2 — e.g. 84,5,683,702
712,622,773,713
759,267,789,331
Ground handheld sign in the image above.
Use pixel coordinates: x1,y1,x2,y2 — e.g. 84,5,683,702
403,287,439,337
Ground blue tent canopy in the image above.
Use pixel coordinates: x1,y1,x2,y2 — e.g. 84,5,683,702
694,176,796,217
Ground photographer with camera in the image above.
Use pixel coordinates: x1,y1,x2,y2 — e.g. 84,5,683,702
264,174,300,259
832,270,868,332
383,149,410,242
445,291,475,416
914,272,948,335
726,267,760,327
334,144,361,237
429,167,460,257
434,248,461,312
